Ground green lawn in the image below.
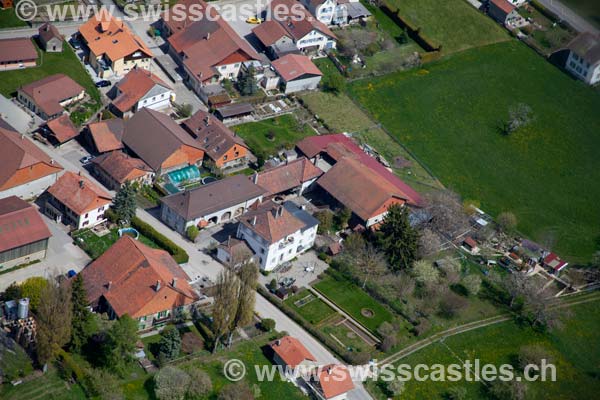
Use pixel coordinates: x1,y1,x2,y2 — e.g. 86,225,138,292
386,0,509,53
0,8,27,29
348,40,600,263
0,40,101,117
0,366,86,400
366,298,600,399
313,275,394,334
321,322,373,353
560,0,600,28
73,228,159,259
181,338,306,400
284,289,337,325
232,114,315,158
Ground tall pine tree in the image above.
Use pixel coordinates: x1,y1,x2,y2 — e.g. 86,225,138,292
378,204,419,272
113,181,137,224
70,274,95,353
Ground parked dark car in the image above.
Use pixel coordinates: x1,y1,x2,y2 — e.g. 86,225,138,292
69,37,81,49
95,80,112,88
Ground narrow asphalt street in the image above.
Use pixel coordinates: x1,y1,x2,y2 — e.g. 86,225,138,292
537,0,598,35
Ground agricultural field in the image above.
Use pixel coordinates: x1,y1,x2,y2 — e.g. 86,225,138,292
386,0,509,53
348,41,600,262
366,298,600,399
232,114,314,158
313,274,394,334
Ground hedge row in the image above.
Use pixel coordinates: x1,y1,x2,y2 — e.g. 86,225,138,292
256,286,362,363
131,216,189,264
380,1,442,52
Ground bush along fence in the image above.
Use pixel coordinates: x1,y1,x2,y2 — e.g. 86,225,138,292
130,217,189,264
380,1,443,63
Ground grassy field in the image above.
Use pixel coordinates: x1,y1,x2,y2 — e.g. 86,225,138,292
348,41,600,262
366,298,600,399
321,322,373,353
0,8,28,29
284,289,337,325
0,41,100,108
232,114,314,158
313,275,394,334
387,0,509,53
300,88,441,191
181,338,306,400
560,0,600,28
0,366,86,400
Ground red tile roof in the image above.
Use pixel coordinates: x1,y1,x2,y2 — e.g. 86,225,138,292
0,127,63,191
490,0,516,14
0,37,37,64
182,109,249,161
317,157,409,221
19,74,84,117
81,236,198,318
78,12,153,62
47,171,112,215
112,68,172,113
270,336,316,368
543,253,569,272
314,365,355,399
268,0,336,41
272,54,322,82
92,151,152,185
38,23,62,43
239,200,306,243
255,157,322,196
87,119,124,153
252,20,290,47
161,0,210,35
46,114,79,144
297,134,422,206
0,196,51,254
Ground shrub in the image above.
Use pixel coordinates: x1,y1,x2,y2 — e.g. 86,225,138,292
186,225,199,241
260,318,276,332
187,369,212,398
131,217,189,263
154,366,190,400
438,292,469,319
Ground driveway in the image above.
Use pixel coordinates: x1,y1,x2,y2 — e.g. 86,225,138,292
0,212,90,291
258,251,328,288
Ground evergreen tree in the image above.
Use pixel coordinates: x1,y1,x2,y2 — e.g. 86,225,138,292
157,325,182,363
70,274,96,353
240,66,257,96
113,181,137,224
102,315,138,375
378,204,419,272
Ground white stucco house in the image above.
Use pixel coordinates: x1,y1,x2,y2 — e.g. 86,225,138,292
111,67,175,118
237,201,318,272
44,171,112,229
564,32,600,85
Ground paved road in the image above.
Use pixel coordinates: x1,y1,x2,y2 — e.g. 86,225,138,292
537,0,598,35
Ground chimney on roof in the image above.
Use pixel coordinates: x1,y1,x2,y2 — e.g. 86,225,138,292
172,278,177,288
252,216,257,225
276,339,281,346
50,159,54,165
205,32,210,40
204,115,210,126
253,172,258,184
276,206,283,218
107,281,112,290
79,180,85,189
327,367,332,375
155,280,161,292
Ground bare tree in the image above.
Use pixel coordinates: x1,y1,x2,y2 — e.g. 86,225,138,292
500,103,534,136
212,269,240,352
417,228,443,258
387,271,415,299
424,190,469,238
342,233,387,288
